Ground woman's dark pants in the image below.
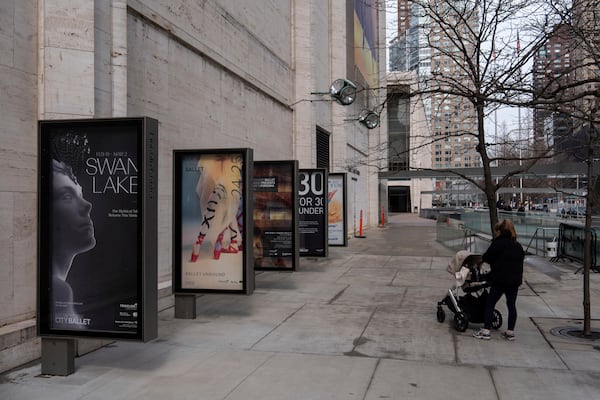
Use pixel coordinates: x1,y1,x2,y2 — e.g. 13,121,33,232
484,284,519,330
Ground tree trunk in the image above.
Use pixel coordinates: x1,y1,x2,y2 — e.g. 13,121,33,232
582,125,595,337
477,101,500,233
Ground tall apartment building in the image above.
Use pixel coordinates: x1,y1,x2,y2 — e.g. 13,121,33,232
389,1,479,170
390,1,430,83
571,0,600,209
532,5,599,210
392,0,431,73
572,0,600,120
532,24,574,155
533,6,599,160
386,71,433,212
388,0,480,207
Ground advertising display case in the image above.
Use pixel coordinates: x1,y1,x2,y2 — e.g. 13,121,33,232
37,117,158,341
298,168,328,257
328,173,348,246
253,161,299,271
173,149,254,294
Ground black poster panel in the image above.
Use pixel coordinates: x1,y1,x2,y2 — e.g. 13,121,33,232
38,117,158,341
298,169,328,257
173,149,254,294
328,173,348,246
253,160,299,271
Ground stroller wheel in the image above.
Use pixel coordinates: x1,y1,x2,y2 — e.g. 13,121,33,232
491,309,503,330
454,312,468,332
436,306,445,323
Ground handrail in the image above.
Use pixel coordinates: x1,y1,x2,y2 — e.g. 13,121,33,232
526,227,560,256
462,227,493,253
462,227,472,250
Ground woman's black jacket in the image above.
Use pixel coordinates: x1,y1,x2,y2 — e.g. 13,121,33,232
482,235,525,286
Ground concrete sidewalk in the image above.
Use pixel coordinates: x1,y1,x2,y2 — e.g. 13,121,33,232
2,213,600,399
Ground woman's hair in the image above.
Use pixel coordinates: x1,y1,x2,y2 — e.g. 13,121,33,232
495,219,517,240
52,159,78,184
51,131,90,178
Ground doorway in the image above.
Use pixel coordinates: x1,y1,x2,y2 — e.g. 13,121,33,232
388,186,411,212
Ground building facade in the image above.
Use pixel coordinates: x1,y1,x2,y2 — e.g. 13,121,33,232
0,0,386,372
428,0,479,170
533,23,574,154
387,0,480,206
385,72,433,213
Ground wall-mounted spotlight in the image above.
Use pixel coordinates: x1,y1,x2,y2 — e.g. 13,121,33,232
310,79,358,106
329,79,357,106
358,109,380,129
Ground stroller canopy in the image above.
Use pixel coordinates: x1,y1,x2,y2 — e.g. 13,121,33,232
447,250,486,288
447,250,474,275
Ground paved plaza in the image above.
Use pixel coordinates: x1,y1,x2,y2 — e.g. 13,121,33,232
1,213,599,399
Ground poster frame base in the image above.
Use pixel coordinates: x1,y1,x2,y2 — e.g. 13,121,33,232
174,294,198,319
41,337,75,376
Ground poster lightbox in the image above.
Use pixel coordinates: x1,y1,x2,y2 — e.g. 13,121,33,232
328,173,348,246
37,117,158,341
173,149,254,294
298,168,328,257
253,160,299,271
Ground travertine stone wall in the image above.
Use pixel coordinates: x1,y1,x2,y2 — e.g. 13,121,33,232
39,0,95,118
0,0,386,374
0,0,39,372
94,0,128,117
2,0,296,373
126,0,294,285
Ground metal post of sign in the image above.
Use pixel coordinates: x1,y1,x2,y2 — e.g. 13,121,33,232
41,337,75,376
174,294,198,319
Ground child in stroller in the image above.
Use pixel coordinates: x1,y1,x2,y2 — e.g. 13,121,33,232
436,250,503,332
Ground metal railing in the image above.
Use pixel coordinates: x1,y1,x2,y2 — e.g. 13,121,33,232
434,209,599,273
435,209,567,256
525,227,560,256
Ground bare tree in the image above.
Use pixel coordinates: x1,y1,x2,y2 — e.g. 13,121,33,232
383,0,599,336
357,0,562,234
539,0,600,337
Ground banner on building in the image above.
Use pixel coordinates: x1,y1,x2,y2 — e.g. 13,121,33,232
173,149,254,294
38,117,158,341
354,0,378,88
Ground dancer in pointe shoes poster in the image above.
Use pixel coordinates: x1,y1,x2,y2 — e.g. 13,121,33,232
173,149,254,294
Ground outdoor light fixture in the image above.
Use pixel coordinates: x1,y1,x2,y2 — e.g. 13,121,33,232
329,78,357,105
358,109,380,129
308,79,358,106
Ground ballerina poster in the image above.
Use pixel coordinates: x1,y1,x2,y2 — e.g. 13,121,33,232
38,117,158,341
173,149,254,294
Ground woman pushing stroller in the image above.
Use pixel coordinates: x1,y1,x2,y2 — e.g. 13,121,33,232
473,219,525,341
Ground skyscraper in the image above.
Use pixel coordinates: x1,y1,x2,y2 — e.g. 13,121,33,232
532,24,574,155
389,0,480,171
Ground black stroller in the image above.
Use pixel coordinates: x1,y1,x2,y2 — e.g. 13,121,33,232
436,250,503,332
